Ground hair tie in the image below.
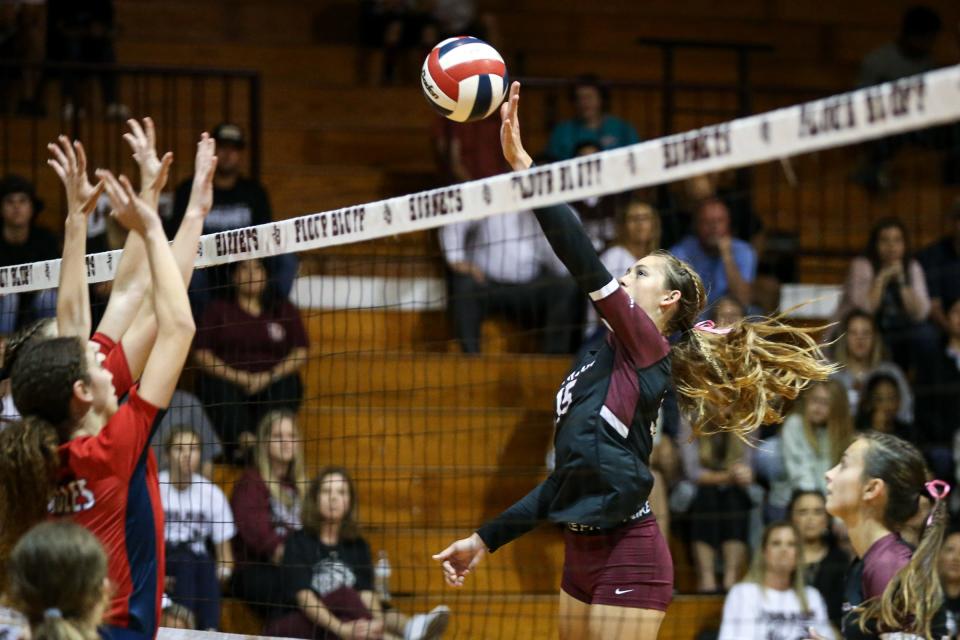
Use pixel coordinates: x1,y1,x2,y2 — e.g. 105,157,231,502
693,320,732,336
43,608,62,620
925,479,951,526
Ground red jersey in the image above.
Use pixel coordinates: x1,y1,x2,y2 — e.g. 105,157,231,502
52,379,165,639
90,332,134,398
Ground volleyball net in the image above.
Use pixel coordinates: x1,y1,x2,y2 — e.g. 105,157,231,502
1,66,960,639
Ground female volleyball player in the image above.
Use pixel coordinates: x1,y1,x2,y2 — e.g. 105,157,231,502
434,82,835,639
5,521,111,640
0,167,195,640
813,431,949,639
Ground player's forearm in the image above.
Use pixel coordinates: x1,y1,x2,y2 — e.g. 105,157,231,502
57,213,92,338
193,350,249,385
296,591,342,634
269,348,308,381
721,253,751,308
142,222,195,341
533,203,611,294
476,473,559,553
96,230,149,340
171,208,205,285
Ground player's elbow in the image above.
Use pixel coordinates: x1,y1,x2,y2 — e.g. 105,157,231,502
168,310,196,339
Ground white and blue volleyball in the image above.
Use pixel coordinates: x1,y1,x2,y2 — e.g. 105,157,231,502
421,36,508,123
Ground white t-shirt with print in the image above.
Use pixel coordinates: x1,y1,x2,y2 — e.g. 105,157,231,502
719,582,835,640
159,471,236,555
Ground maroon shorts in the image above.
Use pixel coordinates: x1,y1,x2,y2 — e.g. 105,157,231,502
560,517,674,611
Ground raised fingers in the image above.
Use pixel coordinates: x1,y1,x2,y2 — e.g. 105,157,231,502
96,169,127,209
74,140,88,175
59,134,78,168
144,116,156,149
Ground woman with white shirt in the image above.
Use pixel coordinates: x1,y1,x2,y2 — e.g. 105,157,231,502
719,522,834,640
781,380,854,496
834,217,938,378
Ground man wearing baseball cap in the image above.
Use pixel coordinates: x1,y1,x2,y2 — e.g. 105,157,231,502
0,174,60,333
167,123,297,315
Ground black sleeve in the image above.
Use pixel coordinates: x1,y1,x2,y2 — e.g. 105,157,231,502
352,537,374,592
475,471,562,554
166,180,191,238
281,531,315,602
533,203,613,296
252,181,273,226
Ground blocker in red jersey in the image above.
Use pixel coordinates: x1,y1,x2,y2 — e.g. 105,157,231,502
420,36,508,123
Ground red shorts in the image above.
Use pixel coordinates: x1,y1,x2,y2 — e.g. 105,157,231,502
560,517,673,611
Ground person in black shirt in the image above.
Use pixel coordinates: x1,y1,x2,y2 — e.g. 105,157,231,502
269,467,450,640
167,123,297,316
0,174,60,333
939,529,960,639
788,489,849,629
433,82,835,639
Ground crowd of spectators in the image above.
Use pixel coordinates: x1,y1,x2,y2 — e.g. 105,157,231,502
0,4,959,636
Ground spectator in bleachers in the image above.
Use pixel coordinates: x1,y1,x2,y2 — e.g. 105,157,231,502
854,371,914,442
0,336,14,426
781,381,854,497
854,6,945,191
429,0,499,44
159,427,236,631
433,111,505,184
938,529,960,638
661,173,765,251
440,211,580,354
919,200,960,335
358,0,433,85
677,416,754,593
830,310,913,424
0,0,45,117
231,410,306,619
670,197,756,309
858,6,942,88
788,490,849,629
160,599,197,630
0,174,58,334
193,258,308,458
269,467,451,640
150,389,223,478
168,123,298,317
569,141,621,251
835,217,938,380
46,0,126,120
718,521,834,640
545,75,640,162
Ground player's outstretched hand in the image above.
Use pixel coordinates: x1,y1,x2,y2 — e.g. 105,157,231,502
123,117,173,204
47,136,104,216
186,132,217,218
97,169,161,237
432,532,487,587
499,80,533,172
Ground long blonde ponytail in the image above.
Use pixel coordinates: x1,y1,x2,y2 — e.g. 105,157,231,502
655,250,837,438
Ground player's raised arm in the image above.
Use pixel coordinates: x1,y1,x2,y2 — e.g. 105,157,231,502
98,170,194,409
500,81,613,296
48,136,104,339
94,118,172,344
116,133,216,381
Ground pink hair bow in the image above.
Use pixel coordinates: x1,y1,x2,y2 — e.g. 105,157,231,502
925,479,951,526
693,320,732,335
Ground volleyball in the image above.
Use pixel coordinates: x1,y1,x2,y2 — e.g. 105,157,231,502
420,36,508,123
